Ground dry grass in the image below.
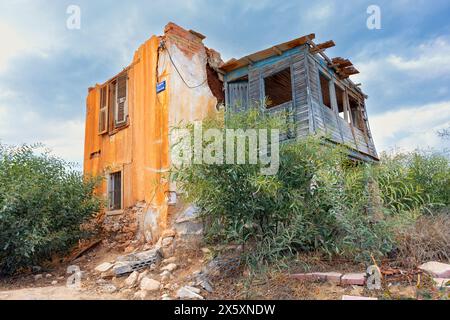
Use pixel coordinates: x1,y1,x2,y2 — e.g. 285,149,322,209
394,214,450,267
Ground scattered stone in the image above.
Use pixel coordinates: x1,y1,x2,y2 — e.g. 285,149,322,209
95,262,114,273
342,295,377,300
124,271,139,288
161,263,177,272
96,279,108,285
201,247,211,254
160,270,171,282
134,290,148,300
57,276,65,280
100,284,117,294
161,229,176,238
341,273,366,286
34,274,43,281
45,273,52,278
163,257,177,264
138,270,149,282
173,206,203,240
51,280,58,285
140,277,161,291
162,237,174,247
121,288,133,296
176,286,204,300
418,262,450,278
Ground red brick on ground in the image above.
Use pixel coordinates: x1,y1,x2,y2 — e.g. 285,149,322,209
341,273,366,286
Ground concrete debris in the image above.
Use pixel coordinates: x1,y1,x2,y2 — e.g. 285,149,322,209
418,261,450,278
114,248,162,275
95,262,114,273
176,286,204,300
140,277,161,291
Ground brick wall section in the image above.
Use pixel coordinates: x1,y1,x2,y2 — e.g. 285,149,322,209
164,22,205,57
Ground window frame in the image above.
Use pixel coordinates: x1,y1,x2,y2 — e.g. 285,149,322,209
107,170,123,211
263,66,294,109
98,85,109,135
114,72,129,128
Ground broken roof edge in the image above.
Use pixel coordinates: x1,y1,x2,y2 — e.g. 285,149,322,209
220,33,315,73
220,33,366,97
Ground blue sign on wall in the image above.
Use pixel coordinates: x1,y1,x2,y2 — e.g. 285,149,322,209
156,81,166,93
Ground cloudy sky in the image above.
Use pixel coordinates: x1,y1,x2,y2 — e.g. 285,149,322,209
0,0,449,165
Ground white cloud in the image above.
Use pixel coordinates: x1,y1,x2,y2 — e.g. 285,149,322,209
386,37,450,78
354,36,450,85
370,101,450,152
0,105,84,164
0,22,28,72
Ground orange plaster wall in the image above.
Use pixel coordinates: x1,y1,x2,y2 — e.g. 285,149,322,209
84,23,222,238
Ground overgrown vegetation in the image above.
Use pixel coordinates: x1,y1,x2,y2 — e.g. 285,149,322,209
0,143,102,275
172,107,450,271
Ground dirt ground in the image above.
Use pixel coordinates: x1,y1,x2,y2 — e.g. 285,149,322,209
0,242,447,300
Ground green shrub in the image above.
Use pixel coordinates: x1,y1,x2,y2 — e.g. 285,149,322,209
0,143,102,275
172,108,396,267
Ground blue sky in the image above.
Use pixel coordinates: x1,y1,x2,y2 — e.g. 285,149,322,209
0,0,449,164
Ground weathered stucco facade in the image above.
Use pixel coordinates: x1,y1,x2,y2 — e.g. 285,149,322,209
84,23,223,241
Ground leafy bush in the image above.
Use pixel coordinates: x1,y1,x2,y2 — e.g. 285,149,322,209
172,108,395,267
0,143,101,275
172,105,450,269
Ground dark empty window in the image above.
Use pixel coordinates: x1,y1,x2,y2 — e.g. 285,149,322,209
109,171,122,210
264,68,292,108
335,84,345,119
319,72,332,109
349,96,363,130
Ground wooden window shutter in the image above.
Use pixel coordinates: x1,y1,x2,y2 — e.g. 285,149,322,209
99,86,108,134
115,73,128,127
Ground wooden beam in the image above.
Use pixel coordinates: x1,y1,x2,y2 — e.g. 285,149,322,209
311,40,335,54
272,45,283,56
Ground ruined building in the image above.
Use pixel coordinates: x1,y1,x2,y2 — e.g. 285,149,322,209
83,23,378,241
